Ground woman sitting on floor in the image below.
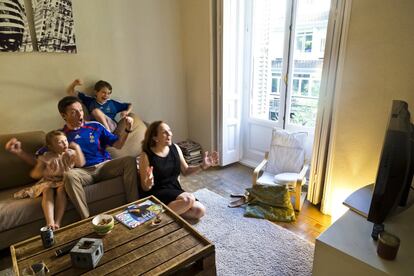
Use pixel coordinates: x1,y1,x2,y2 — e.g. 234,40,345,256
139,121,219,220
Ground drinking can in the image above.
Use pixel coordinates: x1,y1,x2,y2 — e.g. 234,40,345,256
40,226,55,248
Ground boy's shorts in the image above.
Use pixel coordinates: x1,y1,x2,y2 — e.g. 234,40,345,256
104,114,117,132
89,113,117,132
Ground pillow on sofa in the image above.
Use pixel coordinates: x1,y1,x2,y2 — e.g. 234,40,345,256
0,131,45,190
80,101,146,159
107,113,147,159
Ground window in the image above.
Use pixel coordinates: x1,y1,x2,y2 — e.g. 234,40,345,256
296,31,313,53
292,74,311,96
271,72,281,94
249,0,330,128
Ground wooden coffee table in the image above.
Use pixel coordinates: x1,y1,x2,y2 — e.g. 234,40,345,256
10,196,216,275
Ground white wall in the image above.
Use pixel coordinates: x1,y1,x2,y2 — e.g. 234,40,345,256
323,0,414,217
179,0,215,152
0,0,188,142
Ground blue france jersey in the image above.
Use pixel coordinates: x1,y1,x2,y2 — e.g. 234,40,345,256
63,122,119,167
78,92,129,121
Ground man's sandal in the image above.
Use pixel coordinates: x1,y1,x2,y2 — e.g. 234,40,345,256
228,193,249,208
230,193,246,198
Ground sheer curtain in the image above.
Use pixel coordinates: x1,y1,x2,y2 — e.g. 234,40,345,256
307,0,352,212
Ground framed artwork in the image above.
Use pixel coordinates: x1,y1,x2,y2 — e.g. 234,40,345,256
32,0,77,53
0,0,33,52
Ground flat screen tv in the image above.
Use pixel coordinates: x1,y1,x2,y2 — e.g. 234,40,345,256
367,100,414,239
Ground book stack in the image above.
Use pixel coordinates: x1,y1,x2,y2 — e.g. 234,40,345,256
177,140,203,165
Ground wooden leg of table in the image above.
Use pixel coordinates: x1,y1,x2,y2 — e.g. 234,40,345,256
195,253,216,275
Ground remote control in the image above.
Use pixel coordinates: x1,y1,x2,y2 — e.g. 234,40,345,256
55,241,77,257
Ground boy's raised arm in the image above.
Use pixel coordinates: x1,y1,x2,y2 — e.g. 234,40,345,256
67,78,83,96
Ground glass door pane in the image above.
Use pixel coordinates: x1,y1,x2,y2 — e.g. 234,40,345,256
286,0,330,128
250,0,288,124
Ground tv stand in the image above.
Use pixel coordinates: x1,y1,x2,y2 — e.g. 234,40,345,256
312,200,414,275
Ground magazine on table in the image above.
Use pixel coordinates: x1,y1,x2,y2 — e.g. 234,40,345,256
115,199,159,229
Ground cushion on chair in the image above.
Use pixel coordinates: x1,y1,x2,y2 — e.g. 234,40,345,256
258,172,302,192
273,172,298,183
266,146,304,175
265,129,306,175
270,129,307,149
274,172,301,190
257,172,279,186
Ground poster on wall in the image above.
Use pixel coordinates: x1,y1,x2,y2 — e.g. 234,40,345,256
0,0,33,52
32,0,77,53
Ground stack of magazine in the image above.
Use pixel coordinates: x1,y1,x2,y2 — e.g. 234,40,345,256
115,200,159,229
177,140,203,165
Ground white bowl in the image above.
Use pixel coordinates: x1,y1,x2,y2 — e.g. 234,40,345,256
92,214,114,235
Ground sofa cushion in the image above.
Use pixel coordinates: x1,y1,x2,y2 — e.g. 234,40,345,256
0,184,44,231
0,131,45,190
84,176,124,203
0,176,124,232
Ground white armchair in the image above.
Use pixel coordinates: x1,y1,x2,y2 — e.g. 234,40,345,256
252,128,308,211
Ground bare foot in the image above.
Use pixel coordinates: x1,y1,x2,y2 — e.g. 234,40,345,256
49,223,60,230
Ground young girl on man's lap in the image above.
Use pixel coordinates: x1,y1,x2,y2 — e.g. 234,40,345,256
7,131,85,230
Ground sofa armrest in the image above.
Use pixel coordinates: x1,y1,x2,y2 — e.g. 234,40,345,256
0,131,45,190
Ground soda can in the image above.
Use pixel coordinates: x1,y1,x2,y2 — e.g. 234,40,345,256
40,226,55,248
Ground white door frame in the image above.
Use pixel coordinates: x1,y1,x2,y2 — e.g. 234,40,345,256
217,0,244,166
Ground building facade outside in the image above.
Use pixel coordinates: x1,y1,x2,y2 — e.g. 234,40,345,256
251,0,329,128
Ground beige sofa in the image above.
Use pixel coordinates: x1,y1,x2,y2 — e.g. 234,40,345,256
0,115,146,250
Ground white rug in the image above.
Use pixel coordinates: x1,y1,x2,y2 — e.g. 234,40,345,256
193,188,314,276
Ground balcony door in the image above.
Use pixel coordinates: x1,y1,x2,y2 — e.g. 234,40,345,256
241,0,331,166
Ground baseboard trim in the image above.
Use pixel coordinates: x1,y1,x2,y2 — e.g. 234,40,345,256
239,158,259,169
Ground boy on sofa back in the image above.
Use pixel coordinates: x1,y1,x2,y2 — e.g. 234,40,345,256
67,78,132,133
7,131,85,230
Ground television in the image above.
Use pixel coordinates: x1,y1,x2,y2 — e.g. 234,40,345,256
367,100,414,240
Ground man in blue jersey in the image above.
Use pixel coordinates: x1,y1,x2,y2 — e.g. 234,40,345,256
57,96,138,219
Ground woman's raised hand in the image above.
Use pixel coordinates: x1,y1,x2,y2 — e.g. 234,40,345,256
201,151,219,170
145,166,154,189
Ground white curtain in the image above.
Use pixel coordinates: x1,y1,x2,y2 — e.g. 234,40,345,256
307,0,352,209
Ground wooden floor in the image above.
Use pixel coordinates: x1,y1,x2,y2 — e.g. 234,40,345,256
0,163,332,271
180,163,332,244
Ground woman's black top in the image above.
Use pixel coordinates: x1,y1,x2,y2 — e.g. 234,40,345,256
144,144,184,204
